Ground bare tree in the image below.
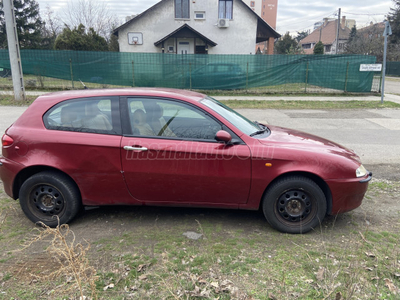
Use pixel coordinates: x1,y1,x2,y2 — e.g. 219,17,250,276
59,0,120,41
43,5,62,37
345,23,386,61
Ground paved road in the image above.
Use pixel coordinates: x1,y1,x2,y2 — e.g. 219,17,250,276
385,77,400,94
237,108,400,165
1,105,399,165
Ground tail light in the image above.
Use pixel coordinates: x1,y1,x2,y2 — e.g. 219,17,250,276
1,134,14,147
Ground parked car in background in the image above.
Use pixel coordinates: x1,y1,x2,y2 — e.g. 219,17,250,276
0,88,371,233
182,63,246,90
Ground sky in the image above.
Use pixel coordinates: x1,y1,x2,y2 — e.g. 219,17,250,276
35,0,394,35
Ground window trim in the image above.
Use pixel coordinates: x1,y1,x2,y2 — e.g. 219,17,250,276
218,0,233,20
175,0,190,19
43,96,121,135
120,96,243,144
194,11,206,20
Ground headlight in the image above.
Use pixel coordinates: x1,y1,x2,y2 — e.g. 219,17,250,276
356,165,368,177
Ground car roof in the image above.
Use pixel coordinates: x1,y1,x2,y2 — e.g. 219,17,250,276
35,88,207,106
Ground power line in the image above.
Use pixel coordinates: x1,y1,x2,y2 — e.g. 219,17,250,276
342,11,387,16
278,10,338,32
278,10,337,27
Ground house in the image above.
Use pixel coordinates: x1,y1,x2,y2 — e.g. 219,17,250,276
358,21,385,39
113,0,280,55
242,0,278,54
313,17,355,31
299,16,352,54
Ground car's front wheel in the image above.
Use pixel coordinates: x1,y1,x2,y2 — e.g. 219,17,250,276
262,176,327,234
19,171,81,227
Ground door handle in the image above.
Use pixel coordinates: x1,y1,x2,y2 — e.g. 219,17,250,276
123,146,148,151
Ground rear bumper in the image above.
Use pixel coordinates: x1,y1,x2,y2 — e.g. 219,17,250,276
0,156,23,199
326,173,372,215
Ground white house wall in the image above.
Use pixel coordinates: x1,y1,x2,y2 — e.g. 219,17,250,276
118,0,259,55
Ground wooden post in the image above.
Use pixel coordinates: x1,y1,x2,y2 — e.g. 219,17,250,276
344,62,349,92
305,61,309,93
69,59,74,89
246,62,249,91
189,62,192,90
132,61,135,87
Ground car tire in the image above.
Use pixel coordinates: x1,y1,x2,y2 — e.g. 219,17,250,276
262,176,327,234
19,171,81,227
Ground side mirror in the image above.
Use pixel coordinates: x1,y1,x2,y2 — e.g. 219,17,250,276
215,130,232,144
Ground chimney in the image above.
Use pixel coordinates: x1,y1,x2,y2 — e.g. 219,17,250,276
323,18,329,26
341,16,346,29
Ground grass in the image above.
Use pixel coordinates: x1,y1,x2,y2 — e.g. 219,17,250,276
89,224,400,299
0,95,36,106
0,176,399,299
220,100,400,109
1,96,399,110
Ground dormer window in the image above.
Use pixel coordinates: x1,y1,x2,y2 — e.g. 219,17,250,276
175,0,190,19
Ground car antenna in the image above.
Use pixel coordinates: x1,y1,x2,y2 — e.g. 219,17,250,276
79,79,88,89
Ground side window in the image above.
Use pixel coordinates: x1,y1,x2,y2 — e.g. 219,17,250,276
127,98,222,141
44,97,118,134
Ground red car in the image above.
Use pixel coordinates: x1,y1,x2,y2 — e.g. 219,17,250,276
0,88,371,233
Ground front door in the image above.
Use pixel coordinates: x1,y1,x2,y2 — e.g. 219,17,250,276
178,41,190,54
120,97,252,206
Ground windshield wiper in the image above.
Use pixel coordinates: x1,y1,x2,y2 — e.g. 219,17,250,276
250,122,269,137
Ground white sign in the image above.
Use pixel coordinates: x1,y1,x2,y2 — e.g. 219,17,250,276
383,20,392,36
359,64,382,72
128,32,143,45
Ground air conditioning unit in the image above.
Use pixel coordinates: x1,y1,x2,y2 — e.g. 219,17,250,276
218,19,229,28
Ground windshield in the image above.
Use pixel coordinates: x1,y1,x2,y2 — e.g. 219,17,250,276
201,97,261,136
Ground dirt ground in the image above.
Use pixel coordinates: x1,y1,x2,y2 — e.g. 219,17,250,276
0,163,399,299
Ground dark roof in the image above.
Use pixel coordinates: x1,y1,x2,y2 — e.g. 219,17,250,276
113,0,280,40
154,24,217,46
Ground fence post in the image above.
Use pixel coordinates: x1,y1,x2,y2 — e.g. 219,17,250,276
189,62,192,90
69,59,74,89
246,62,249,91
305,61,309,93
344,62,349,93
132,61,135,87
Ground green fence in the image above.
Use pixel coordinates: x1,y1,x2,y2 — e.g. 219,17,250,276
0,50,379,93
386,61,400,76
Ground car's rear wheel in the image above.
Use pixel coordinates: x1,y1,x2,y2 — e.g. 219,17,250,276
19,171,81,227
262,176,327,234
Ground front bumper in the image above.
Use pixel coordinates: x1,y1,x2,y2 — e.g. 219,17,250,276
360,172,373,183
326,172,372,215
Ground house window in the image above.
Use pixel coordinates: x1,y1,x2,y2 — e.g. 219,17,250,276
175,0,189,19
250,1,255,7
219,0,233,19
302,44,311,49
194,11,205,19
325,45,331,52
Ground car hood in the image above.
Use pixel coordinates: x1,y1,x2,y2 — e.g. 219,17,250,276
258,125,361,163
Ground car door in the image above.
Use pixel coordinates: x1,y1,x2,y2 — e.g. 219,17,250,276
120,97,252,206
42,96,126,205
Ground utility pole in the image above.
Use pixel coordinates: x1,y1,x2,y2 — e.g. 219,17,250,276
3,0,25,102
336,8,341,54
381,20,392,104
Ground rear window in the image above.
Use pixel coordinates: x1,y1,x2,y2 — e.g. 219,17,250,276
43,97,120,135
